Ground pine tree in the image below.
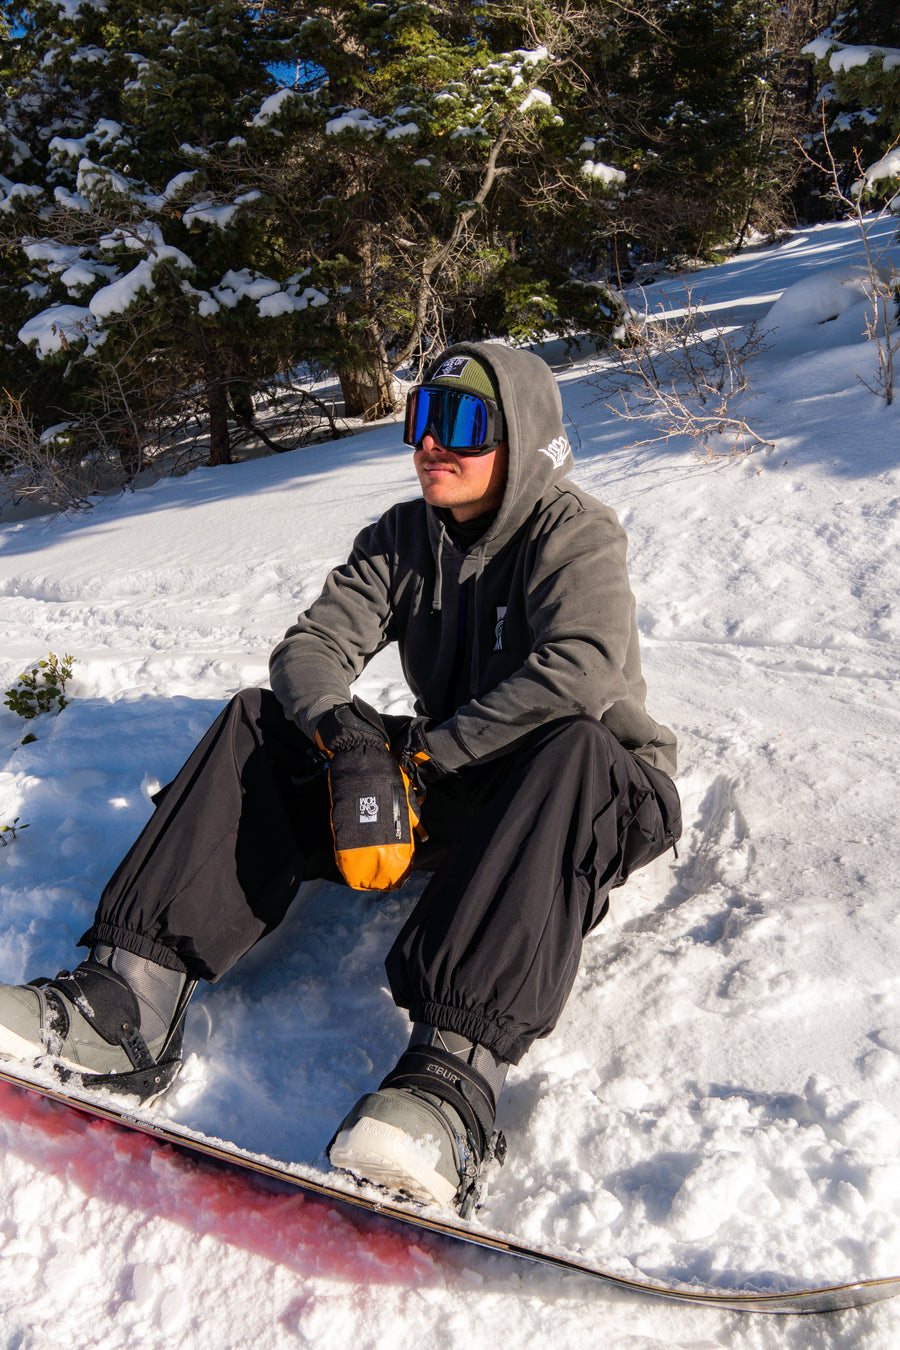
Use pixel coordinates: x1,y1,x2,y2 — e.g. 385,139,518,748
840,0,900,45
803,2,900,202
2,0,629,453
578,0,793,262
0,0,310,477
226,0,627,416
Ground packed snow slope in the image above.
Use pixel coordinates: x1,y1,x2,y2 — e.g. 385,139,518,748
1,214,900,1349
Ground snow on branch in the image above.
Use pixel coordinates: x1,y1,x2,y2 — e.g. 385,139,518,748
253,88,300,127
17,304,99,356
0,178,44,213
802,41,900,74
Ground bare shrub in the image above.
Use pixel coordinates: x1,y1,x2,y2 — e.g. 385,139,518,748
0,390,103,513
798,121,900,406
1,363,347,515
594,288,775,459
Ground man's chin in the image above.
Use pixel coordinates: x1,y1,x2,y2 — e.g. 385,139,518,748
421,484,462,508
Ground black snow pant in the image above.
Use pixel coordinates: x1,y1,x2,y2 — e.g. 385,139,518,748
83,688,681,1066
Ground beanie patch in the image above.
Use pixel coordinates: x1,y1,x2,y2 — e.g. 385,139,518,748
430,353,500,403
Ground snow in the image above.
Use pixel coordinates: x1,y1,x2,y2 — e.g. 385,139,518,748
763,264,895,345
864,148,900,191
325,109,386,137
577,139,626,186
21,240,85,270
49,119,124,160
518,89,552,112
59,259,105,293
581,160,626,186
182,201,242,230
76,156,133,199
88,258,159,319
2,216,900,1347
198,268,325,318
512,46,549,67
99,223,164,251
181,190,264,230
830,44,900,74
252,87,298,126
804,39,900,73
159,170,200,200
52,184,91,212
85,247,195,321
17,303,96,355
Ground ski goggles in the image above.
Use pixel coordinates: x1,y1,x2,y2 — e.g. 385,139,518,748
403,383,506,456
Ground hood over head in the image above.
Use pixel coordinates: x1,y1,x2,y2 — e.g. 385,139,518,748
421,341,573,552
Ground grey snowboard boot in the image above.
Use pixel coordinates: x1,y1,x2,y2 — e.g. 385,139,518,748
0,943,195,1103
328,1025,508,1213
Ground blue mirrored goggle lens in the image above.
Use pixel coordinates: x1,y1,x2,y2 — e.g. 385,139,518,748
404,386,500,453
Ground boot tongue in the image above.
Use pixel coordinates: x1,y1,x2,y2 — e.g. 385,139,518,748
90,943,186,1044
409,1022,509,1101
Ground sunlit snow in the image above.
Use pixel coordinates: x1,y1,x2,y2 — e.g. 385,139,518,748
1,215,900,1349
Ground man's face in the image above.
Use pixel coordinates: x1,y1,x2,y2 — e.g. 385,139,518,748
414,433,508,523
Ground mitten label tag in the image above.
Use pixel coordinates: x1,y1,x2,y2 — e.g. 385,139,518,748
359,795,378,824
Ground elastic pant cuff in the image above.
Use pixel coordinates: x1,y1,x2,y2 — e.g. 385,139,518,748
409,1000,525,1066
79,924,191,977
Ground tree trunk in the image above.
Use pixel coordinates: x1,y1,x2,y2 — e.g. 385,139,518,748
337,360,397,421
336,328,398,420
610,234,634,285
207,381,232,465
116,425,143,480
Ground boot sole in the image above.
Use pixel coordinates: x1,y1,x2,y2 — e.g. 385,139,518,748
0,1032,172,1107
0,1024,77,1069
329,1116,458,1208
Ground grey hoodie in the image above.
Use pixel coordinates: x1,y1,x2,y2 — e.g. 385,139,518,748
269,341,677,778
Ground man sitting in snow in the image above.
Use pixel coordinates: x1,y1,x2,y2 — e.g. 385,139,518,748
0,342,681,1212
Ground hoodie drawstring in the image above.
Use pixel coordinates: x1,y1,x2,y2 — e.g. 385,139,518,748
469,546,487,693
431,519,447,612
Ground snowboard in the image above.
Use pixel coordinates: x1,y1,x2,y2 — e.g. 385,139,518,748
2,1058,900,1316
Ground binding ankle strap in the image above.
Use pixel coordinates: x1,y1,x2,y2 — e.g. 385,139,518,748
80,981,197,1100
37,965,155,1070
379,1044,497,1155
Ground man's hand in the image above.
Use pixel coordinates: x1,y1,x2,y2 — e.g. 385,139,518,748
398,717,448,792
315,703,422,891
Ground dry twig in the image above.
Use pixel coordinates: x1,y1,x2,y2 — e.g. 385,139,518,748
593,286,775,459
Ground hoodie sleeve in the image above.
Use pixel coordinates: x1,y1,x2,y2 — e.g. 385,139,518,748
268,515,396,741
423,498,674,774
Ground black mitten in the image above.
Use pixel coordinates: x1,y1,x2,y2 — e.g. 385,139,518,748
315,702,422,890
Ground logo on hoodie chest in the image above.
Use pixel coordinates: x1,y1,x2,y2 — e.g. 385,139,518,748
493,606,508,652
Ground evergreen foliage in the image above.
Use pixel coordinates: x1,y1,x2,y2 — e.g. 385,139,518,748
0,0,306,472
587,0,785,260
239,1,629,416
803,2,900,203
0,0,828,494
